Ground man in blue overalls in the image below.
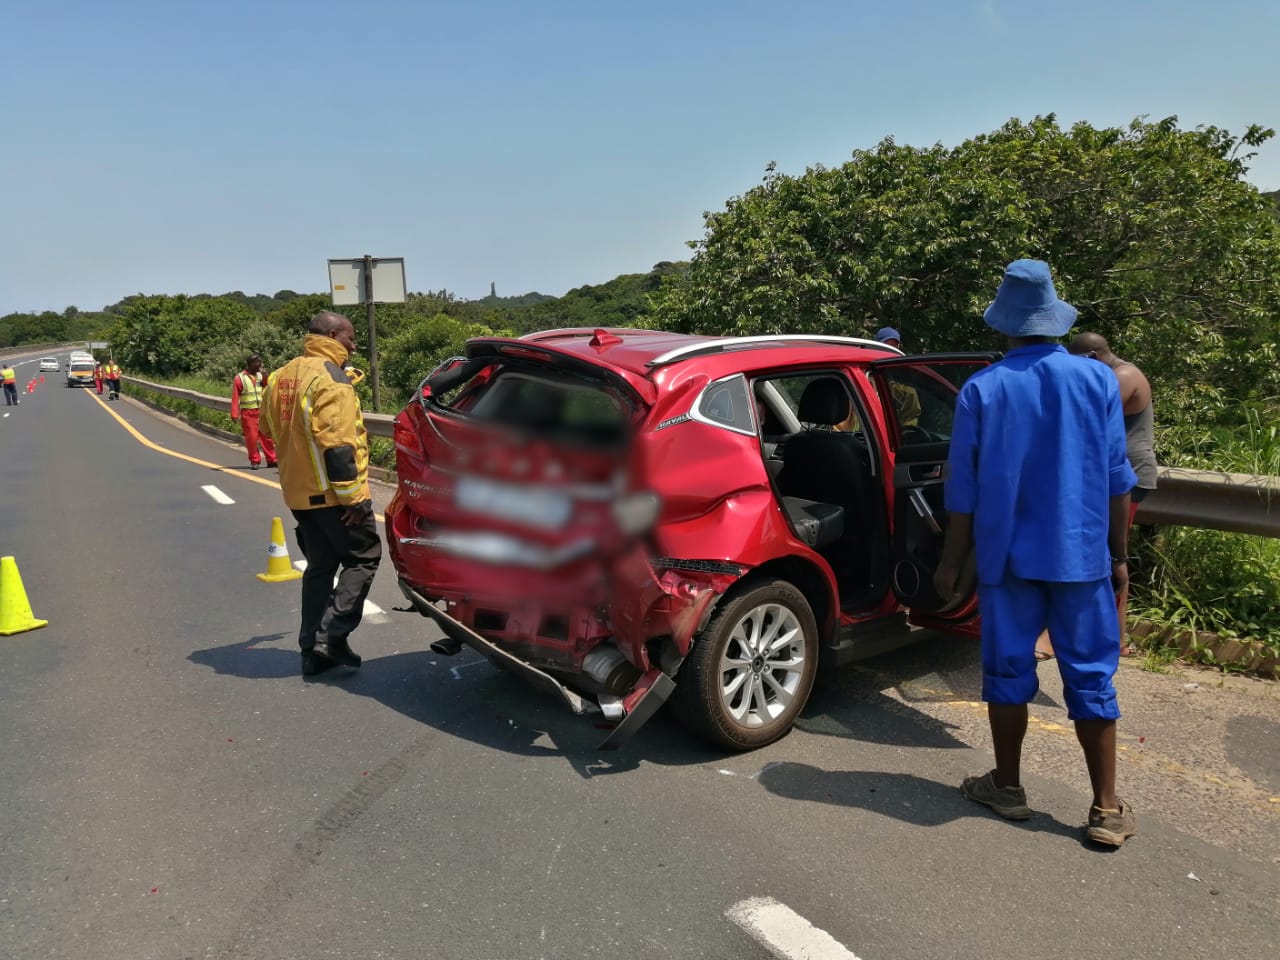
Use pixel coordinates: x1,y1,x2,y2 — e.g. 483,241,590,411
934,259,1139,847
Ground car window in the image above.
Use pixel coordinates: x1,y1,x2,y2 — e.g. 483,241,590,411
693,375,755,435
873,362,985,445
466,371,627,446
756,372,863,434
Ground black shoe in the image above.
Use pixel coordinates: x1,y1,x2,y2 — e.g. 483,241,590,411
316,638,361,668
301,650,339,677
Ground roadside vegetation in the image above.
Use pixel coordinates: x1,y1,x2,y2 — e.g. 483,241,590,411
7,114,1279,674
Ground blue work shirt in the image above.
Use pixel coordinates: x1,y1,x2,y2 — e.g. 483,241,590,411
944,343,1138,585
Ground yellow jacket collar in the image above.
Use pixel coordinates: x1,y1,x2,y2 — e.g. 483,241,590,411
303,334,351,367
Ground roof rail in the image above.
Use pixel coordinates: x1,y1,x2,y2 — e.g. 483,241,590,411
646,334,902,367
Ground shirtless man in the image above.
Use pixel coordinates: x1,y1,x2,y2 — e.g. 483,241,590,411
1035,333,1156,660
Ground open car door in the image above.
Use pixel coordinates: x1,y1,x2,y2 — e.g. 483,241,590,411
870,353,999,631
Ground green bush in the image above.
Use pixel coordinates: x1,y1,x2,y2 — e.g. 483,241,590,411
1130,410,1280,666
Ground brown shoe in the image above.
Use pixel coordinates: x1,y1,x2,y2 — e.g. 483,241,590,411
960,770,1031,820
1087,800,1137,846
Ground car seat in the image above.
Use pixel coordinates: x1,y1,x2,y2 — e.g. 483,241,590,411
776,378,880,586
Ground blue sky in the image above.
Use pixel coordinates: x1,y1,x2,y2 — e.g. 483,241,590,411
2,0,1277,314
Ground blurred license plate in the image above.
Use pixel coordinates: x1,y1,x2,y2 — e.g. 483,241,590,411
455,476,572,530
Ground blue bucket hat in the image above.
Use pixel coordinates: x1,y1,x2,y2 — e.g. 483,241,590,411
874,326,901,344
983,259,1077,338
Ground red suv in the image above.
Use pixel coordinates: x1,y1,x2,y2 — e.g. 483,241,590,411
387,328,994,750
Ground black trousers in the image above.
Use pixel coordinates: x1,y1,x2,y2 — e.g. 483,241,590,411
3,384,16,404
291,506,382,652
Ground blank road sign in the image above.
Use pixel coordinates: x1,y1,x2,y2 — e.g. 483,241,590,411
327,257,407,305
328,259,364,306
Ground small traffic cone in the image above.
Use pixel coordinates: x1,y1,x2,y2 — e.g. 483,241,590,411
38,375,45,384
0,556,49,636
257,517,303,583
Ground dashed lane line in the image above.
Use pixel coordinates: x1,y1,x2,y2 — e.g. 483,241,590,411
201,484,236,505
83,388,386,523
727,897,863,960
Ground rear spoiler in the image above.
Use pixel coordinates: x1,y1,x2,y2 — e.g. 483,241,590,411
421,338,654,407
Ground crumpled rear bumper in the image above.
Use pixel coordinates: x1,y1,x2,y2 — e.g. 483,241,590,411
398,578,676,748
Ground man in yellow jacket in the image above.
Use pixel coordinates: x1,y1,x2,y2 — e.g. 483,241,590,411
261,312,381,677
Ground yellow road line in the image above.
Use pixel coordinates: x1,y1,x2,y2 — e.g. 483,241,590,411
84,390,386,523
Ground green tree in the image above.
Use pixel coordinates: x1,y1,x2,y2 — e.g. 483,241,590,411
656,115,1280,428
379,313,507,406
199,320,302,383
0,309,74,347
262,293,333,334
108,295,258,375
479,262,688,334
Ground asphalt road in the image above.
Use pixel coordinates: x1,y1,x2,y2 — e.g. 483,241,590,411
1,363,1277,960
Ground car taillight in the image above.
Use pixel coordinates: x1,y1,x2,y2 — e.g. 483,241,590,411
394,413,425,462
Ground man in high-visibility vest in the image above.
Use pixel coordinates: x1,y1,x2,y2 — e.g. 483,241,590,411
106,361,122,400
230,353,277,470
2,363,17,405
261,312,380,677
93,362,105,395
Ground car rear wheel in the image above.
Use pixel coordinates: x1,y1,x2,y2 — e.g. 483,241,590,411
673,578,818,751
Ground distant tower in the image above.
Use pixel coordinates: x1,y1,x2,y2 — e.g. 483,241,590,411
490,282,496,298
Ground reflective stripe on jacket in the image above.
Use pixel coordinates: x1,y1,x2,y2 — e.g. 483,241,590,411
261,335,370,510
232,371,265,416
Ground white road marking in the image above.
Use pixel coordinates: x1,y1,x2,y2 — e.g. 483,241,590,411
201,485,236,505
450,659,488,680
290,558,386,621
727,897,863,960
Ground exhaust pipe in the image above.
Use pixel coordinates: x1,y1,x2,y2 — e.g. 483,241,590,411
430,636,464,656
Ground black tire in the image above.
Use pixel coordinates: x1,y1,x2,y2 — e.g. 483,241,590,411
672,578,819,751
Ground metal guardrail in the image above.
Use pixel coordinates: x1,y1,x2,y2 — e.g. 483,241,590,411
0,341,87,361
121,375,1277,537
1134,467,1279,538
121,375,396,437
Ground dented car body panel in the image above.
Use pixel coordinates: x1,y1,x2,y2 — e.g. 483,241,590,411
386,328,993,748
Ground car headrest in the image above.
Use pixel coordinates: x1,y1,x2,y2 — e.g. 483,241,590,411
797,378,850,426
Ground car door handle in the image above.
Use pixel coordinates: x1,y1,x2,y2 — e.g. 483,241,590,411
908,488,943,534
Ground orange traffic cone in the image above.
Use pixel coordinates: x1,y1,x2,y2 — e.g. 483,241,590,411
38,375,45,384
257,517,303,583
0,556,49,636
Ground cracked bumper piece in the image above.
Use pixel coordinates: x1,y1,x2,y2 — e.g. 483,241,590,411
398,578,676,748
399,579,595,715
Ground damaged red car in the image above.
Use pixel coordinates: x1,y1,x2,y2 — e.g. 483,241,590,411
387,328,995,750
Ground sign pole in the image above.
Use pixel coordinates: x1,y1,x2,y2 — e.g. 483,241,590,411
363,253,381,411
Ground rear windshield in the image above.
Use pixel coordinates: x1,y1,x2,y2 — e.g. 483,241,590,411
454,370,629,447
